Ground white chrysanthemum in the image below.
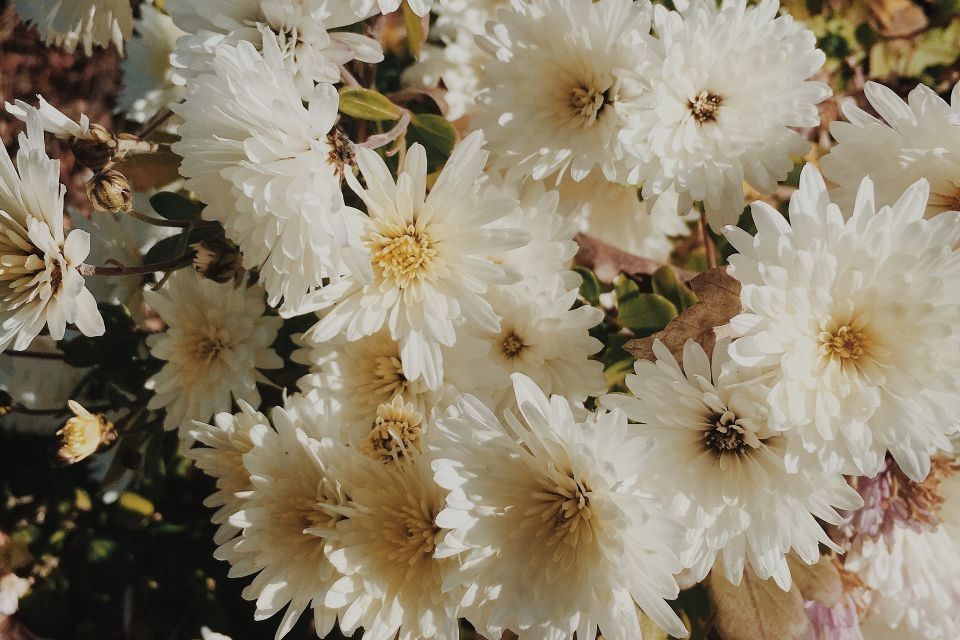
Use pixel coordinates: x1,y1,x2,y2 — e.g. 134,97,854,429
559,174,690,262
446,282,605,411
293,328,456,442
724,165,960,481
847,471,960,640
117,5,186,124
434,374,688,640
602,340,863,590
6,95,95,142
172,36,369,315
144,269,283,432
304,132,528,390
167,0,381,97
0,111,104,352
402,0,505,120
13,0,132,55
322,428,460,640
348,0,435,17
187,402,270,545
214,397,346,640
475,0,656,183
822,81,960,218
619,0,829,229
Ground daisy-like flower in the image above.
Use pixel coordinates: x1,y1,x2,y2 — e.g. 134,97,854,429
446,282,605,411
601,339,863,589
724,166,960,481
172,36,369,315
214,397,347,640
13,0,133,55
117,5,187,125
321,411,461,640
619,0,829,229
822,81,960,218
846,469,960,640
186,402,271,545
474,0,657,183
0,111,104,353
167,0,382,98
434,374,688,640
304,132,528,390
144,269,283,432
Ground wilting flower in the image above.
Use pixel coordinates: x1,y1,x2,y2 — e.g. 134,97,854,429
54,400,116,465
0,111,105,352
117,4,187,125
724,166,960,481
13,0,133,54
6,97,118,171
144,270,282,432
434,374,688,640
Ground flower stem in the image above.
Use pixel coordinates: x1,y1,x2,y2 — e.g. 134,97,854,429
79,251,196,278
700,210,718,269
125,210,214,229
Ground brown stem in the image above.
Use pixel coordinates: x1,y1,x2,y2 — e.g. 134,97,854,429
79,251,196,277
137,107,175,139
701,210,718,270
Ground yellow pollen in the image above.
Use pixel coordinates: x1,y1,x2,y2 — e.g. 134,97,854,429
569,84,611,126
819,325,867,361
501,331,526,359
369,224,436,288
689,90,723,123
530,473,594,566
386,505,440,563
703,410,746,455
361,396,424,463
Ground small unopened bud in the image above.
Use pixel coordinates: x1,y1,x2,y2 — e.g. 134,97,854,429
0,389,11,417
70,123,118,172
87,170,133,213
192,238,243,283
54,400,116,466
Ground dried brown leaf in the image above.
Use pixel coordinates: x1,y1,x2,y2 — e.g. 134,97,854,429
574,233,695,283
624,267,742,361
709,566,812,640
867,0,928,38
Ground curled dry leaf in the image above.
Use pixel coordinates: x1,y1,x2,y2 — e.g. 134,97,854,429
709,565,812,640
624,267,742,362
574,233,695,283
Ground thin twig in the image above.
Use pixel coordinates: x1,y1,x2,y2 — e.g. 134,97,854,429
358,110,411,151
700,210,718,270
137,107,175,140
79,252,196,278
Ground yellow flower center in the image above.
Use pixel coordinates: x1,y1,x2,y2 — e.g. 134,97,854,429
386,504,440,563
533,472,595,565
501,331,527,359
369,224,437,289
689,90,723,124
361,397,424,463
569,83,612,127
819,325,867,362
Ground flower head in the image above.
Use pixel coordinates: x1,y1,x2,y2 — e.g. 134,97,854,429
13,0,133,54
55,400,116,465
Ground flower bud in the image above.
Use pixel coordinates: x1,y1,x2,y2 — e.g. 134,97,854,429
0,389,11,417
54,400,116,466
192,238,243,283
70,124,118,172
86,170,133,213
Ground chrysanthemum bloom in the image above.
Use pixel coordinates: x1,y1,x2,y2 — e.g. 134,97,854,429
619,0,829,229
13,0,133,54
321,407,461,640
117,5,187,125
187,402,271,545
822,81,960,218
434,374,688,639
0,111,104,352
304,132,528,390
602,340,862,590
846,468,960,639
474,0,657,183
349,0,436,17
214,398,347,640
168,0,382,97
724,166,960,481
144,270,283,432
173,36,370,314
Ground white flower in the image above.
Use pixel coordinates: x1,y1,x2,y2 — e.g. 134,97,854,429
5,95,94,141
13,0,133,55
619,0,829,229
0,111,104,352
167,0,382,97
445,282,605,411
433,374,688,640
172,36,369,315
475,0,657,183
723,165,960,481
187,402,271,545
117,5,186,125
214,397,346,640
822,81,960,218
322,425,460,640
144,269,283,432
197,628,231,640
348,0,436,17
847,470,960,640
601,339,863,590
559,174,690,262
304,131,528,390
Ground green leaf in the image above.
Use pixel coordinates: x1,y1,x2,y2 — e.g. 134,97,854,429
149,192,203,221
408,113,458,165
573,266,602,306
338,87,405,121
618,293,678,337
652,266,698,312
